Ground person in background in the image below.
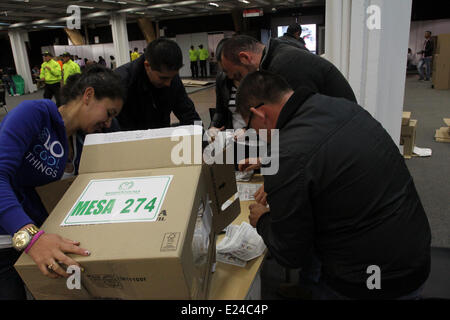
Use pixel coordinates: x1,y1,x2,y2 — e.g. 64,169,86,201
98,56,107,67
56,57,63,71
279,23,308,51
198,44,209,78
189,45,199,79
237,70,431,300
61,52,81,85
417,31,434,81
40,51,62,106
0,67,19,97
114,38,200,130
110,55,117,70
31,66,40,84
0,65,125,300
131,47,140,61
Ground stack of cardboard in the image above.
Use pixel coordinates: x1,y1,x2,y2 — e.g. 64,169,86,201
15,126,240,300
435,118,450,143
400,111,417,159
432,33,450,90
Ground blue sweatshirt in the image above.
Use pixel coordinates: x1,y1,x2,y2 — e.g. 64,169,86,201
0,100,70,236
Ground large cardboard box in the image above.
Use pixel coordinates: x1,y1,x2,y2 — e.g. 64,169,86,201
15,126,240,300
435,34,450,57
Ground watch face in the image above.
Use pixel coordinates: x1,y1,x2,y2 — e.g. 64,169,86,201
13,231,31,250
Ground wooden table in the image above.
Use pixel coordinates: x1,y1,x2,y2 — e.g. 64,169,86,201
208,175,266,300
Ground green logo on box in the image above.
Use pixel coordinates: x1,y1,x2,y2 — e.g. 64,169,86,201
119,181,134,191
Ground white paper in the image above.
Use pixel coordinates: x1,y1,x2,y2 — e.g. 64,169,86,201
237,183,262,201
84,125,203,146
61,176,172,226
216,252,247,267
413,146,432,157
235,170,254,182
216,222,266,264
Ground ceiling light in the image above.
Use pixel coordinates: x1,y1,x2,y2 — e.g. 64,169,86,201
239,0,250,4
161,8,174,12
208,2,219,7
78,6,95,9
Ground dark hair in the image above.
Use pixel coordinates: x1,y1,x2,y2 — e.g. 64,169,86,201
236,71,292,119
287,23,302,36
221,35,262,65
144,38,183,72
61,65,125,105
215,38,229,63
425,31,432,35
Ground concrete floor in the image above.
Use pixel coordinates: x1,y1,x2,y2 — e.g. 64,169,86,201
1,76,448,299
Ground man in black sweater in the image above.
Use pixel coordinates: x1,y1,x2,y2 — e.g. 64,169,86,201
417,31,434,81
236,71,431,299
115,39,201,130
279,23,309,51
220,35,357,103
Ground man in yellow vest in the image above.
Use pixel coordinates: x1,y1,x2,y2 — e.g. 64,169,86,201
61,52,81,85
189,45,199,79
198,44,209,78
131,47,140,61
40,51,62,106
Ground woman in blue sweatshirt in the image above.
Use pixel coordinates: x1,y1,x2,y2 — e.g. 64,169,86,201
0,65,124,299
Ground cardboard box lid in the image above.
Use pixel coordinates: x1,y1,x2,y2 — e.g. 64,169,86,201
435,127,450,141
79,125,204,174
36,176,76,214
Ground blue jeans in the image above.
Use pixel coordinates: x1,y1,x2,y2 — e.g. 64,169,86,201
417,57,432,80
0,248,27,300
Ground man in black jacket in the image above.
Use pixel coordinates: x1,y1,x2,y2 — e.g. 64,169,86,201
236,71,431,299
417,31,434,81
279,23,308,51
220,35,357,103
115,39,201,130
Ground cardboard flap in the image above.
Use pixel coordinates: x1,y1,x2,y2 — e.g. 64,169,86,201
36,177,76,214
206,162,240,233
79,126,203,174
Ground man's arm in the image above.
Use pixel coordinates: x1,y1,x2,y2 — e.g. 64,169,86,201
210,73,229,128
172,76,201,125
257,153,314,269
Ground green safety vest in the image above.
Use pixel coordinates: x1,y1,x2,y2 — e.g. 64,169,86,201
189,49,199,62
199,48,209,61
63,59,81,84
40,59,62,84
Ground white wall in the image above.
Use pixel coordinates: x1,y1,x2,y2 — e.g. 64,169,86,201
409,19,450,54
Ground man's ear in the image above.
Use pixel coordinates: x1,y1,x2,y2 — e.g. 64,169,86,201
238,52,252,65
250,106,266,121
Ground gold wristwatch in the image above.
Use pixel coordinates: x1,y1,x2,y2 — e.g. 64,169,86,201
12,225,40,252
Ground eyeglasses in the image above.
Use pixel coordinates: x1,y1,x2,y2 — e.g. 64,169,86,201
245,102,264,131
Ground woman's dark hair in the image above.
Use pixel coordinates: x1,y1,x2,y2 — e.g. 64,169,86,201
60,64,125,105
144,38,183,72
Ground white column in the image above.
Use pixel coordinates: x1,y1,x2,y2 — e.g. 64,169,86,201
325,0,413,144
8,30,37,94
110,14,130,68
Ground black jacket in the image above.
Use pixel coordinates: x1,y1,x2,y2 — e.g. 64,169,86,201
279,33,309,51
114,55,201,130
210,71,234,129
420,39,434,58
258,88,431,299
261,39,357,103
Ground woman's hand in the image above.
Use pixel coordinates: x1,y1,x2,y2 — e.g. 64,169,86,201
27,233,90,279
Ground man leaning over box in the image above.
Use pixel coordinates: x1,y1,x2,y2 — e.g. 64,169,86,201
236,71,431,300
115,39,201,131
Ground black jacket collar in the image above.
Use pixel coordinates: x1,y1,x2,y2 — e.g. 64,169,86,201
276,87,316,129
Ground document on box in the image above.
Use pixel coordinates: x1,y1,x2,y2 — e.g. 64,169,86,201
216,222,266,267
60,175,172,226
237,183,262,201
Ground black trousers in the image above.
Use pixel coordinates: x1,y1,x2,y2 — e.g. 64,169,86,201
0,248,26,300
43,83,61,106
199,60,207,78
190,61,199,79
